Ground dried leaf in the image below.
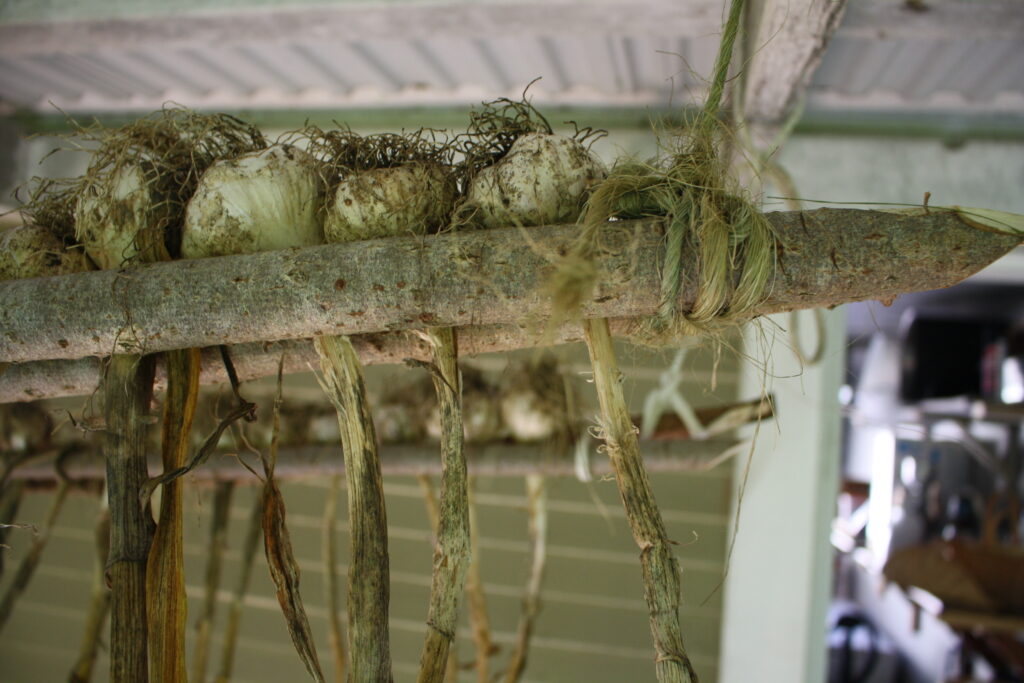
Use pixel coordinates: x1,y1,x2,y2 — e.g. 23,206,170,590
146,347,201,682
260,356,325,682
951,206,1024,235
262,478,325,682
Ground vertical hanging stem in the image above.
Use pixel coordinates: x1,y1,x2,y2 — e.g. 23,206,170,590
582,318,698,683
104,353,157,683
503,474,548,683
192,480,235,683
416,327,471,683
0,480,25,580
314,334,392,682
70,496,111,683
147,347,201,683
322,473,347,683
465,480,493,683
216,490,262,683
0,477,70,632
417,475,460,683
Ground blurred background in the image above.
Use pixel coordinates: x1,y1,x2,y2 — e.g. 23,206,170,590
0,1,1022,681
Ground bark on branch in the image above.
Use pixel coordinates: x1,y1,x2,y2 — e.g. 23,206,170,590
1,210,1015,364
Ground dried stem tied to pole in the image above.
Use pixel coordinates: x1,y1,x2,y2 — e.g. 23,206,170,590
416,327,471,683
146,347,201,683
315,335,392,682
584,319,698,682
101,354,158,683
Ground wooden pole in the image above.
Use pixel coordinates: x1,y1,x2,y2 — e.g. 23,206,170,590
1,210,1016,365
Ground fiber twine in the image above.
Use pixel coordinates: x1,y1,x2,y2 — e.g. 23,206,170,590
553,0,775,344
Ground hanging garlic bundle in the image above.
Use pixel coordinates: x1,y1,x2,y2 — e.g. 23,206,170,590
453,97,607,683
41,109,268,683
299,127,461,682
0,224,89,281
499,354,578,444
455,97,606,230
182,138,326,683
424,365,503,444
182,145,323,258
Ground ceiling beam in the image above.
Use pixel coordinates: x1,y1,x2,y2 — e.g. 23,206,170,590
839,0,1024,41
742,0,848,126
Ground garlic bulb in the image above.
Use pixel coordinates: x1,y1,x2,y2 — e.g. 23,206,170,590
325,162,455,243
0,224,89,280
499,355,577,443
499,390,560,442
75,163,170,269
424,366,503,443
182,146,323,258
463,133,606,229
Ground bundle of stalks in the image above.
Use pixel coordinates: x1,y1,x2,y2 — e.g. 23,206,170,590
299,126,462,682
543,0,766,680
24,109,268,683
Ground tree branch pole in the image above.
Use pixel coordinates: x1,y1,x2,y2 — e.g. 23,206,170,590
1,210,1017,366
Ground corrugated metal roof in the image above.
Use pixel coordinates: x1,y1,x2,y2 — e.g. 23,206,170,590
0,0,1019,119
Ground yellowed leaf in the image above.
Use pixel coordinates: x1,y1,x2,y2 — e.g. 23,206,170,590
876,205,1024,236
950,206,1024,235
